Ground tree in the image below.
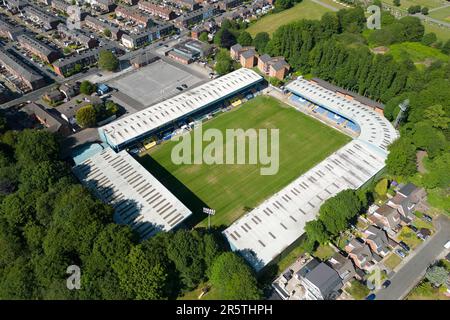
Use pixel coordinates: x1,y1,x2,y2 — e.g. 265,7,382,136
374,178,388,197
393,0,400,6
199,32,208,43
237,31,253,46
442,39,450,54
103,28,112,38
421,32,437,46
115,245,170,299
421,7,429,15
425,266,448,287
76,104,97,128
79,80,96,95
423,105,449,129
253,32,270,54
318,190,362,236
15,130,59,165
98,50,118,71
209,252,261,300
213,28,236,49
215,49,234,75
304,220,329,245
422,153,450,189
386,138,417,177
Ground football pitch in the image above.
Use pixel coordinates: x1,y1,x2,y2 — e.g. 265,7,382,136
138,96,350,228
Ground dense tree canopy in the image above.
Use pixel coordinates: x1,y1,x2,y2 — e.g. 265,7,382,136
209,252,262,300
98,50,119,71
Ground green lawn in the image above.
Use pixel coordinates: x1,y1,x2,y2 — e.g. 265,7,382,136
381,0,446,11
313,244,335,260
388,42,450,63
423,21,450,42
429,5,450,22
139,96,350,228
384,253,402,270
346,280,370,300
246,0,335,36
407,280,450,300
398,226,422,249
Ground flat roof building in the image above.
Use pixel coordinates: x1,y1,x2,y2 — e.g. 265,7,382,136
99,68,263,150
73,147,192,239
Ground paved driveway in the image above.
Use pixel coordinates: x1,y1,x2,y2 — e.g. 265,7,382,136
375,215,450,300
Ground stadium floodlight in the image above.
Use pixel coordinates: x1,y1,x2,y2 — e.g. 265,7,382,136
203,207,215,229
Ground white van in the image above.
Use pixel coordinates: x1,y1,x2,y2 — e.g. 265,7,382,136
445,241,450,249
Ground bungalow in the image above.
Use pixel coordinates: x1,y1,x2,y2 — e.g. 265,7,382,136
362,225,392,257
130,52,159,68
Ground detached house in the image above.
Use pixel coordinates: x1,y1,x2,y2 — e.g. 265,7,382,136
362,225,392,257
388,183,427,219
369,204,401,231
327,253,356,284
297,259,343,300
345,238,375,271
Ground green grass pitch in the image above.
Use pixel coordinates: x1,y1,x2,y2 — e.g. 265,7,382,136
138,95,350,228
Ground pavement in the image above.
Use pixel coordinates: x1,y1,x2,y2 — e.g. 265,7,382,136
375,215,450,300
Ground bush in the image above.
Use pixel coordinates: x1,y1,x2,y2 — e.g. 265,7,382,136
79,81,96,95
75,104,97,128
98,50,119,71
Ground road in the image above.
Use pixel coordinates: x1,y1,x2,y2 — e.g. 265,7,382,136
375,215,450,300
414,13,450,28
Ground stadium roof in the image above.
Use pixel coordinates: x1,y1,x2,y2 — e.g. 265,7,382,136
223,77,398,271
73,147,192,239
99,68,263,148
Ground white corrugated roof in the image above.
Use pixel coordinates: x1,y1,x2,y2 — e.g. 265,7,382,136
73,147,192,239
223,78,398,271
99,68,263,147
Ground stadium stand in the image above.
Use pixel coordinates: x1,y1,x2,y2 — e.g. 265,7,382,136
98,68,264,150
223,77,398,271
73,147,192,239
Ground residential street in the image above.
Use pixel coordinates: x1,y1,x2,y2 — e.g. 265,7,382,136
375,215,450,300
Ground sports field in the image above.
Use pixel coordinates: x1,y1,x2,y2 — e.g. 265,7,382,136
246,0,336,36
139,96,350,228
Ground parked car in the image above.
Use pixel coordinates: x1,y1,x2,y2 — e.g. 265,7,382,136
382,280,391,288
408,225,418,233
176,86,183,91
365,294,376,300
396,249,407,258
399,241,410,252
422,214,432,223
181,83,188,88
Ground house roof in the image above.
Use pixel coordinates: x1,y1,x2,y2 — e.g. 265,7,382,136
304,262,343,297
130,52,159,65
56,94,102,118
327,252,356,283
230,43,242,52
0,48,44,83
398,183,418,197
241,48,256,59
259,54,271,63
23,102,63,133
